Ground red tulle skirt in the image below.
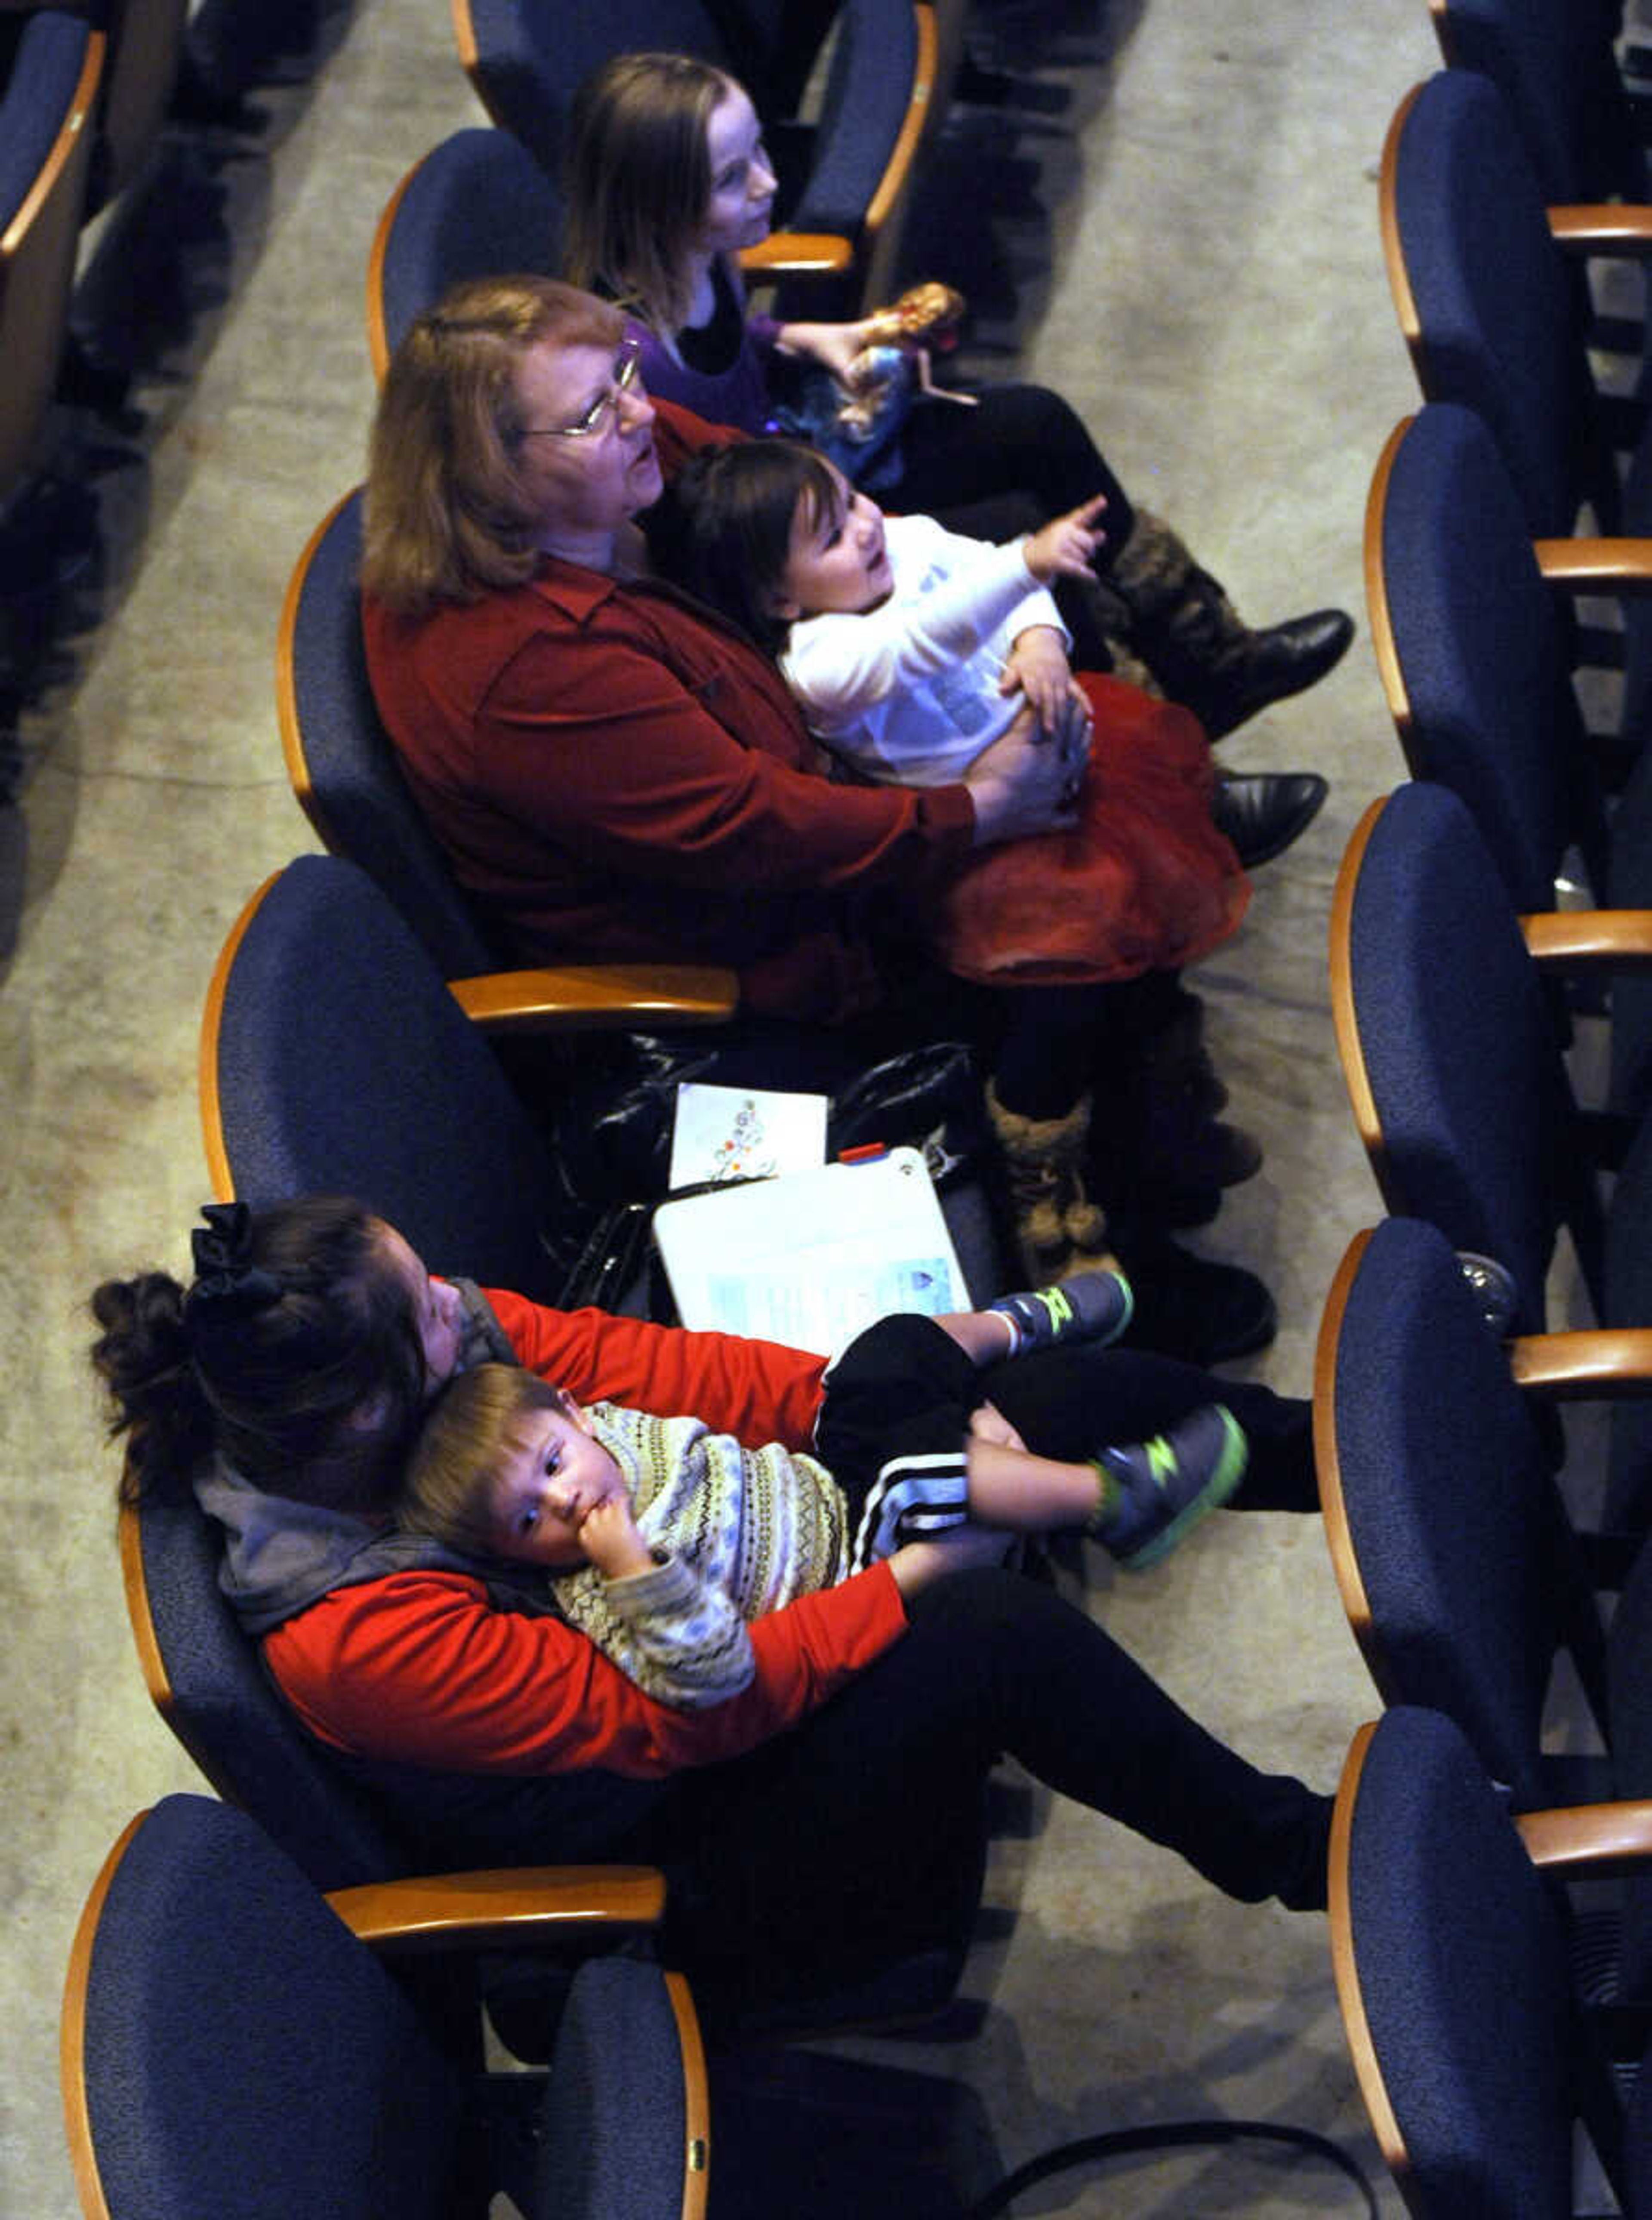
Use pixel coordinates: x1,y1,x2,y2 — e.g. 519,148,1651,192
931,672,1248,987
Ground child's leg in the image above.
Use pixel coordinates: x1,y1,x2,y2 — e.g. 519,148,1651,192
976,1342,1314,1509
964,1404,1248,1571
822,1315,1242,1572
933,1265,1134,1366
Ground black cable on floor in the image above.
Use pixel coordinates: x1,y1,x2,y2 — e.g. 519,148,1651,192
961,2117,1381,2219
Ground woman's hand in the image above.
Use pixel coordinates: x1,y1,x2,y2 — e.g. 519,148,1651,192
963,704,1090,846
887,1523,1015,1599
1023,496,1108,583
774,318,877,383
1000,625,1090,738
581,1498,655,1582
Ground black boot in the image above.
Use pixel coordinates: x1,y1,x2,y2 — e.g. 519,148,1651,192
1090,992,1261,1230
1108,1222,1278,1365
1109,509,1354,740
1211,772,1329,868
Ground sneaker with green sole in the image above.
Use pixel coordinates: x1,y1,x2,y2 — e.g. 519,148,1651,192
1091,1403,1248,1570
990,1268,1133,1355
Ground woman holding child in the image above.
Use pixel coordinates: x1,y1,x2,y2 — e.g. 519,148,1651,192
359,274,1276,1363
93,1197,1331,2019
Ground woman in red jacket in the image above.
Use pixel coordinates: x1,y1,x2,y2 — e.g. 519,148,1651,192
92,1196,1329,2018
358,274,1275,1365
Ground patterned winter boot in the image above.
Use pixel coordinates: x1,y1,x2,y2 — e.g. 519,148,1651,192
1108,509,1353,740
986,1084,1115,1284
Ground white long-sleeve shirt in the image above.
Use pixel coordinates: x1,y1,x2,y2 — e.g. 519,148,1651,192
779,513,1068,786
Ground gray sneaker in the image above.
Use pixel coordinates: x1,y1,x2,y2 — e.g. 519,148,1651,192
991,1268,1133,1355
1091,1403,1248,1570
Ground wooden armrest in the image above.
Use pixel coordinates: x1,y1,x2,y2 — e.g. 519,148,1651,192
325,1864,667,1954
739,233,854,279
1508,1328,1652,1397
1533,536,1652,594
1548,204,1652,257
1518,1801,1652,1875
448,964,738,1034
1520,908,1652,969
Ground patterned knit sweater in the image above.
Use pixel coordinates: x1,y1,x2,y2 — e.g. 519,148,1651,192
551,1403,849,1711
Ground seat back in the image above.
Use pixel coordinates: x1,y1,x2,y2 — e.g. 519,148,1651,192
451,0,748,185
756,0,930,303
0,15,103,520
1430,0,1639,201
367,128,564,380
1603,1113,1652,1533
1315,1218,1606,1808
1367,403,1601,911
1331,1707,1603,2215
1329,783,1589,1331
277,490,500,980
119,1487,415,1888
92,0,190,212
1381,69,1601,540
201,855,563,1298
450,0,929,306
61,1797,465,2220
64,1795,710,2220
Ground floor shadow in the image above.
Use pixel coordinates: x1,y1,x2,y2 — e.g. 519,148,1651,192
0,0,357,793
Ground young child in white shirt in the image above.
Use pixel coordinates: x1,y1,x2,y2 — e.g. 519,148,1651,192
645,439,1248,990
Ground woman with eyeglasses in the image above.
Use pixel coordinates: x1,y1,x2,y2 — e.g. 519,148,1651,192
360,274,1279,1363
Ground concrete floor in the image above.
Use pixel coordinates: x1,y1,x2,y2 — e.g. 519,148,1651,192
2,0,1461,2211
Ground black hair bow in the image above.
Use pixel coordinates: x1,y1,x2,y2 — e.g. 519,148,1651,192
186,1201,283,1317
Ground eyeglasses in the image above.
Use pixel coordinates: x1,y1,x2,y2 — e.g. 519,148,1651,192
521,339,644,441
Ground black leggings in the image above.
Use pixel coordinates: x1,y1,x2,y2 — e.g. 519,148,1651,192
637,1349,1321,2010
897,382,1136,675
359,1352,1319,2014
648,1565,1326,2013
680,963,1191,1127
897,380,1137,554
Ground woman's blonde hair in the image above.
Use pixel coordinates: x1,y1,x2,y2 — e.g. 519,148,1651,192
399,1362,567,1555
563,51,735,338
361,275,623,617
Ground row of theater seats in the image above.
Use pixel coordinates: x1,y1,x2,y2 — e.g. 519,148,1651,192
74,2,1652,2210
55,12,1026,2214
81,5,1652,2210
0,0,193,572
1313,5,1652,2210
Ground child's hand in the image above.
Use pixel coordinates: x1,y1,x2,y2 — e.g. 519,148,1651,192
775,318,878,383
1000,625,1090,741
970,1400,1028,1452
580,1497,654,1581
1023,496,1108,584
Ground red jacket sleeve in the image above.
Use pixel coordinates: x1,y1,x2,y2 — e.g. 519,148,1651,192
263,1563,907,1776
650,393,746,476
481,1288,827,1449
476,617,977,901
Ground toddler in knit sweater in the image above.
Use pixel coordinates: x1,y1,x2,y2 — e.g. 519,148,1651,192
397,1273,1247,1710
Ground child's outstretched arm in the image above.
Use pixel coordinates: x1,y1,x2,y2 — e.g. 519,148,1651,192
784,522,1068,730
993,494,1109,733
1022,495,1109,586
